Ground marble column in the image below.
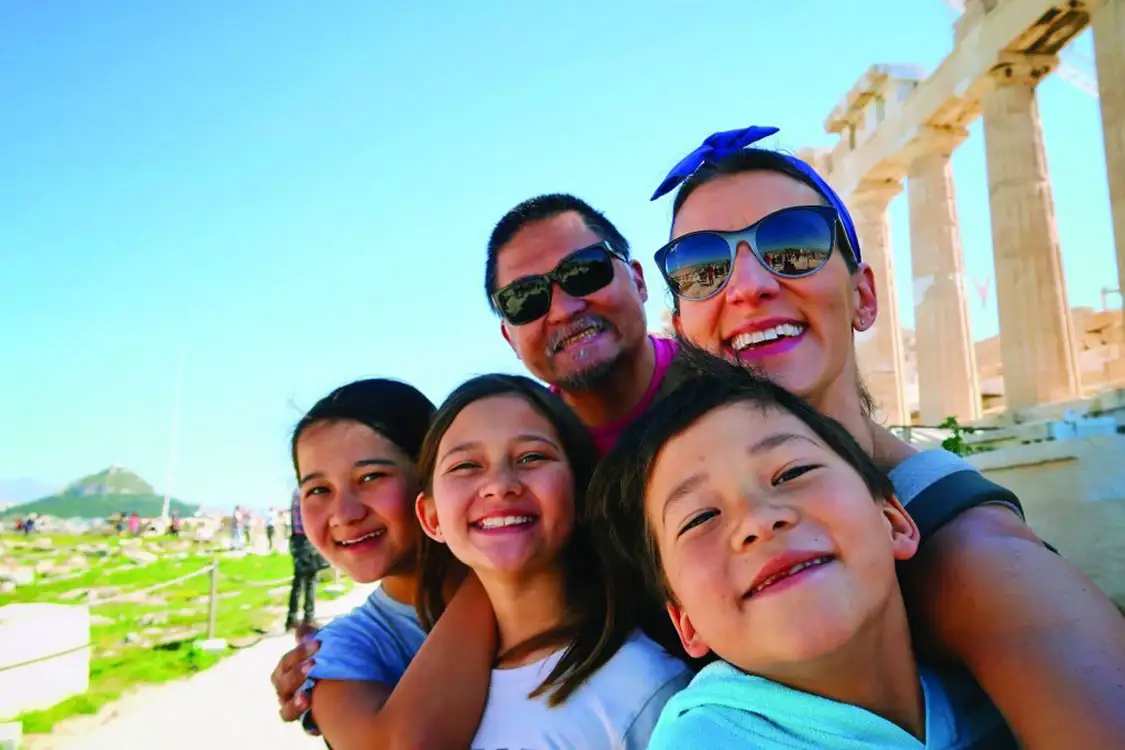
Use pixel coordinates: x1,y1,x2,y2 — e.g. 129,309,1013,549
905,128,981,424
1093,0,1125,297
850,181,909,426
981,53,1080,408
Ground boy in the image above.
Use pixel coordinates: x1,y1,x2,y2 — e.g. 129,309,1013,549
590,346,1015,748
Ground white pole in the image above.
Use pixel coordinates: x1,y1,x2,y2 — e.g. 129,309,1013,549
161,351,184,523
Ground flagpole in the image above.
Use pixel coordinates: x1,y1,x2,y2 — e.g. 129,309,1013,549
161,351,184,523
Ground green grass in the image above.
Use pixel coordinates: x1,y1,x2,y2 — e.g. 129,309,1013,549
1,534,352,735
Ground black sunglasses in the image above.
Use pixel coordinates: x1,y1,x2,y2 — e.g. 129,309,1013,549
654,205,839,301
492,242,626,326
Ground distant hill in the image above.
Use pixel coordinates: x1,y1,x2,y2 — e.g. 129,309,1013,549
62,466,154,497
0,466,197,520
1,492,198,520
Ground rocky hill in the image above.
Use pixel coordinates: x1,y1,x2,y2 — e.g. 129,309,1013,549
62,465,155,497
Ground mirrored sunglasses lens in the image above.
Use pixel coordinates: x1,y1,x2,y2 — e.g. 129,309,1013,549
756,208,833,276
663,234,731,299
498,280,550,325
557,252,615,298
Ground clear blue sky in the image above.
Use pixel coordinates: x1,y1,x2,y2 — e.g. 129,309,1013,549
1,0,1118,509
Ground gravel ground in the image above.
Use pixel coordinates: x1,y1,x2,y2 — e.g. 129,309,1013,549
30,583,376,750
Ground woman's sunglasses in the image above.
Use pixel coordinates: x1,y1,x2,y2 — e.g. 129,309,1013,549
492,242,626,326
654,205,841,301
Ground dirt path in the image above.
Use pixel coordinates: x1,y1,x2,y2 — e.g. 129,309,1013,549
32,584,377,750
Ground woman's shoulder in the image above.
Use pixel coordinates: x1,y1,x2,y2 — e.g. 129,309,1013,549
887,449,1024,538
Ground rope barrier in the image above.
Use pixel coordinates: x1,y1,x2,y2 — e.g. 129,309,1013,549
0,643,91,675
90,564,216,606
220,575,292,587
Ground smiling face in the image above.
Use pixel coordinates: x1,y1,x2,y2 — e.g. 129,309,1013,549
495,211,650,391
418,394,576,578
671,171,877,407
296,420,423,583
645,401,917,673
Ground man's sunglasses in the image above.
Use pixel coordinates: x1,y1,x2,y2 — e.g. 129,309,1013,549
654,205,841,301
492,242,626,325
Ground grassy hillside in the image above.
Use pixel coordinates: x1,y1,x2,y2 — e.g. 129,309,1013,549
1,492,198,520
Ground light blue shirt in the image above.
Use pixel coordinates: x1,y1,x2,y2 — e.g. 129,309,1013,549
649,660,1015,749
300,585,425,733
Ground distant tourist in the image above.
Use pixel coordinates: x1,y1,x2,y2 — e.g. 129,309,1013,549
168,509,181,536
231,505,244,550
265,508,277,551
286,489,324,631
127,511,140,536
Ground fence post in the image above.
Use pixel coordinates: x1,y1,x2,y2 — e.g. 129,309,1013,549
206,558,219,640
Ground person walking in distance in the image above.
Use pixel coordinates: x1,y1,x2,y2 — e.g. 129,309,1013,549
266,507,277,551
287,489,322,631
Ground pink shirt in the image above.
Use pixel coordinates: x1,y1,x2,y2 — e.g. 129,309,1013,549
553,335,678,456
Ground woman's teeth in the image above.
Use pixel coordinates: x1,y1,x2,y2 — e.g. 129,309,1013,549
731,323,805,351
474,515,535,530
336,529,385,547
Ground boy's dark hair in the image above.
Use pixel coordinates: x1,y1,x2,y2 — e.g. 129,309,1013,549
485,193,631,313
414,373,628,706
290,378,436,479
588,341,895,612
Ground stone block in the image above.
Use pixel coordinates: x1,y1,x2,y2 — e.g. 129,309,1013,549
1083,309,1122,333
969,435,1125,606
1106,358,1125,383
0,604,90,720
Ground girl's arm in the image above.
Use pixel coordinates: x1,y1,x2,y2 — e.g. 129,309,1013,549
312,574,496,750
903,505,1125,748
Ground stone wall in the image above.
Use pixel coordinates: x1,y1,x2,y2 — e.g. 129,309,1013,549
967,434,1125,607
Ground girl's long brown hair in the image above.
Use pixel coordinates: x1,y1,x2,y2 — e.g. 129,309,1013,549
414,374,627,706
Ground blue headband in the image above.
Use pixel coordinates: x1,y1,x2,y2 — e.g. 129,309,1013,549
650,125,862,264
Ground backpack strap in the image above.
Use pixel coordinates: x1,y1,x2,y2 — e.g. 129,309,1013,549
908,468,1023,542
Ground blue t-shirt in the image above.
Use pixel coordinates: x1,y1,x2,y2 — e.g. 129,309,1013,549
300,585,425,733
649,660,1016,749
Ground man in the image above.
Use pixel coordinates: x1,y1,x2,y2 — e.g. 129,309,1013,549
286,489,322,632
485,193,677,455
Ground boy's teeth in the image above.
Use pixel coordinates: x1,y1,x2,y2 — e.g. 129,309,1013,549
749,556,831,596
731,323,804,351
476,515,534,530
338,529,384,546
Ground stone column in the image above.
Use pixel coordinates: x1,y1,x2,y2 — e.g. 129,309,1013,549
904,128,981,424
1093,0,1125,297
980,53,1080,408
850,181,909,426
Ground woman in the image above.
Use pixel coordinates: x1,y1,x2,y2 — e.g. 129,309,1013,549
644,125,1125,745
272,378,494,750
414,373,690,747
